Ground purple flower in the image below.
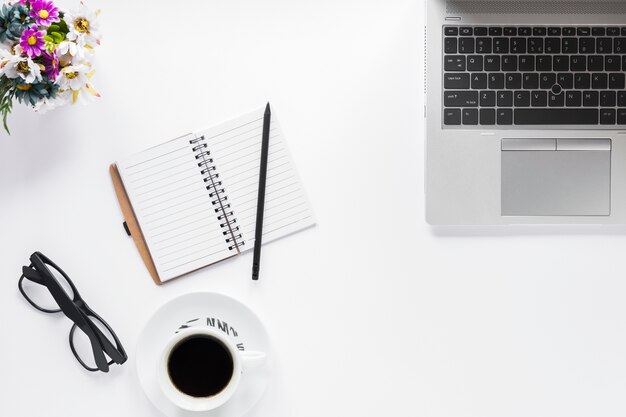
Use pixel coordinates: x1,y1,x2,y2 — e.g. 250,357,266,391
29,0,60,26
42,50,59,80
19,26,45,57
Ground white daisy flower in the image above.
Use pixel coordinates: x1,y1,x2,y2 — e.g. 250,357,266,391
57,38,92,64
1,50,42,84
56,64,100,104
65,3,101,48
56,64,90,91
33,94,68,113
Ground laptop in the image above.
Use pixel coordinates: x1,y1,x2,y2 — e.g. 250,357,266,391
425,0,626,224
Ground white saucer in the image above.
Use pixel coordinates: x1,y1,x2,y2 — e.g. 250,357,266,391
136,292,270,417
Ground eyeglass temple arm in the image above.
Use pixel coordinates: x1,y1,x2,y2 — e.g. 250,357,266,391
81,307,127,364
21,265,46,284
23,265,111,371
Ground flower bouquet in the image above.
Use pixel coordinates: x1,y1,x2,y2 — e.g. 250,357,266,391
0,0,100,133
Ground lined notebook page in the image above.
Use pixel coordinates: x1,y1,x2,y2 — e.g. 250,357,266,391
117,134,235,282
200,107,315,251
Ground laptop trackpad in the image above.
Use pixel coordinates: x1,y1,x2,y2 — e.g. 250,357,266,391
501,139,611,216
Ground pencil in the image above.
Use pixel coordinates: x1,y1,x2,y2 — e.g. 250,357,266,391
252,102,271,280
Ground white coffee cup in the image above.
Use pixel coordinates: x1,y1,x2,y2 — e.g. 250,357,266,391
158,327,266,412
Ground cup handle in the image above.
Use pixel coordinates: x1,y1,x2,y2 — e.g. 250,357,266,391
240,350,266,369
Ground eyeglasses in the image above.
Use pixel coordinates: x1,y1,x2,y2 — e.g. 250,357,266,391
18,252,127,372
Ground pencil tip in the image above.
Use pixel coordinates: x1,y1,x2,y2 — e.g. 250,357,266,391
265,102,271,114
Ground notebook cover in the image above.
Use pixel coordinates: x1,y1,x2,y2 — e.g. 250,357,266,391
109,163,163,285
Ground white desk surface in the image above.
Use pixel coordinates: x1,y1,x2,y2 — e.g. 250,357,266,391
2,1,626,416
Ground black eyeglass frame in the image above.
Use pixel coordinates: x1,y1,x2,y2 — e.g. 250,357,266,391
18,251,127,372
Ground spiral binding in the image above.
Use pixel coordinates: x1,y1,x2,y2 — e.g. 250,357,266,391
190,135,244,251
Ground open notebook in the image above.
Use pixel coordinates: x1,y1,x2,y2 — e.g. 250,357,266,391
109,106,315,284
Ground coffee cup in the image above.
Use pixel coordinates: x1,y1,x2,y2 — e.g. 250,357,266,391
158,326,266,412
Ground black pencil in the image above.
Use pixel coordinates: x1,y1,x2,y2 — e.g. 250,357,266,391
252,103,271,280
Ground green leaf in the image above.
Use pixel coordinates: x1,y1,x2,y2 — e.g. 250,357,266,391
58,18,68,33
51,32,63,43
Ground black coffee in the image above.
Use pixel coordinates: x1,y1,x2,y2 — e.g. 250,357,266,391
167,335,234,398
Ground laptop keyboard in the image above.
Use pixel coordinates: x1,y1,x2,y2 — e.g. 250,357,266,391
442,26,626,126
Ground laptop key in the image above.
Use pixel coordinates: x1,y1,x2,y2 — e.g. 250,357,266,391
471,73,488,89
540,73,556,89
592,27,606,36
557,73,573,89
531,91,548,107
583,91,599,107
518,27,531,36
549,92,565,107
519,56,534,71
489,73,505,89
463,109,478,125
444,38,457,54
592,73,608,89
605,56,620,71
497,109,513,125
570,56,586,71
484,56,500,71
579,38,595,54
489,27,503,36
444,56,466,71
514,109,599,125
480,108,496,125
444,91,478,107
459,38,474,53
600,91,616,107
467,55,483,71
553,55,569,71
444,27,458,36
614,38,626,53
497,91,513,107
506,73,522,89
562,38,578,53
443,108,461,125
493,38,509,54
480,91,496,107
476,38,492,53
547,27,561,36
459,27,473,36
514,91,530,107
527,38,543,54
533,27,546,36
566,91,582,107
618,109,626,125
597,38,612,54
536,56,552,71
510,38,526,53
502,55,517,71
444,73,470,89
577,27,591,36
474,27,488,36
588,56,604,71
523,73,539,90
609,73,625,89
503,27,517,36
607,27,620,36
562,27,576,36
619,91,626,107
600,109,616,125
545,38,561,54
575,73,591,89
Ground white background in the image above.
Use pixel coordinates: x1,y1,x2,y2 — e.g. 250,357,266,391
2,1,626,416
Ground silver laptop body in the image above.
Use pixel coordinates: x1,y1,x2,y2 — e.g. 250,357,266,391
425,0,626,224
